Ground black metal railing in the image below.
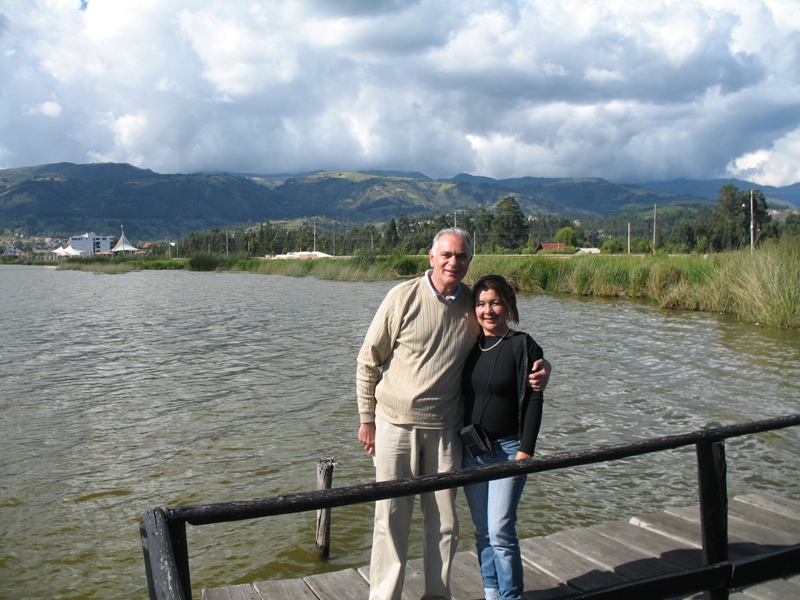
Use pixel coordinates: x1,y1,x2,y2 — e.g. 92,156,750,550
140,413,800,600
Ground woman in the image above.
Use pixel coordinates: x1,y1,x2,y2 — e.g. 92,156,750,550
462,274,545,600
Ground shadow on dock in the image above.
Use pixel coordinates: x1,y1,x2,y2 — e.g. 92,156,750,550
203,492,800,600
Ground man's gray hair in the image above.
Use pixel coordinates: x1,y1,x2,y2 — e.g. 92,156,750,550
431,227,472,257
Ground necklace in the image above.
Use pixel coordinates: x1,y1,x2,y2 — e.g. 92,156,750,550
479,327,510,352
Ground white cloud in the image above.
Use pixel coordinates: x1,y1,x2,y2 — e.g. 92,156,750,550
25,101,62,117
178,5,303,97
727,128,800,187
0,0,798,185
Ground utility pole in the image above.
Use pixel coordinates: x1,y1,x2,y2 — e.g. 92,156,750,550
652,204,657,254
627,223,631,254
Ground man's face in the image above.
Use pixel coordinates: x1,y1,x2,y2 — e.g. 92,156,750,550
428,234,472,294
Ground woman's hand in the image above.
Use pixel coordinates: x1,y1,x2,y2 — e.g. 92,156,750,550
528,358,551,392
514,451,531,477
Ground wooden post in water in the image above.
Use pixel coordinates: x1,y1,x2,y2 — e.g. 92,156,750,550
316,457,337,557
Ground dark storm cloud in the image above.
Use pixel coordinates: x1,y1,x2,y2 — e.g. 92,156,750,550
0,0,798,185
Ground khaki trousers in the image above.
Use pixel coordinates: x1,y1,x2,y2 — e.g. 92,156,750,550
369,417,462,600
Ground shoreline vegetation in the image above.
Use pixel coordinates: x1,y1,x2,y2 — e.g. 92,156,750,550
9,236,800,329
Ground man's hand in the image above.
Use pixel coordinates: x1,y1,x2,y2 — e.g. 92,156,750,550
528,358,551,392
358,422,376,455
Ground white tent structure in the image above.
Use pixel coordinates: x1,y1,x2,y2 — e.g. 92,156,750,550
112,227,138,254
54,245,83,256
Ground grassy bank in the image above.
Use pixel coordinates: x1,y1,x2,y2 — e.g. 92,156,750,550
465,239,800,328
485,241,799,329
245,242,800,328
35,238,800,328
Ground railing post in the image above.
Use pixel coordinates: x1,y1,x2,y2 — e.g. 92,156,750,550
168,519,192,600
140,508,187,600
696,440,729,600
140,520,157,600
316,457,336,557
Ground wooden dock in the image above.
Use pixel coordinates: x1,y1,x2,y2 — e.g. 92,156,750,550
201,493,800,600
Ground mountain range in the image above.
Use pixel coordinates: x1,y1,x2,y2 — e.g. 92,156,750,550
1,162,798,241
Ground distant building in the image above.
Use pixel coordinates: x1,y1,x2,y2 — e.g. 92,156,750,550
576,247,601,254
69,232,113,255
536,242,566,251
2,246,24,257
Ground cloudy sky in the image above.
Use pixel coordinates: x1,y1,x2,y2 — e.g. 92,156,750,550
1,0,799,185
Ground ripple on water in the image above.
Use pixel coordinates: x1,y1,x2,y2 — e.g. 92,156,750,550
0,267,798,600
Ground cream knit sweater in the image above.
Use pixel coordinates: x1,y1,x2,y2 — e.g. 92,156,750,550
357,274,479,428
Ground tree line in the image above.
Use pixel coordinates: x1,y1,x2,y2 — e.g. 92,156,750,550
175,184,799,257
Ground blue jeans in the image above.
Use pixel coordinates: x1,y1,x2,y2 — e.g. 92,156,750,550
463,436,527,600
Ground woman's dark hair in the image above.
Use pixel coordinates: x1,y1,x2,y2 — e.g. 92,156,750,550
472,274,519,324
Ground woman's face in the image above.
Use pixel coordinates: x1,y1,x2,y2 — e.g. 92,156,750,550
475,287,508,336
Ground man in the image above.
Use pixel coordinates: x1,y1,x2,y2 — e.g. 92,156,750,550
357,227,549,600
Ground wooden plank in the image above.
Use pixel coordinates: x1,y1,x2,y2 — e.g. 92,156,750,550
547,526,683,580
357,562,426,600
520,536,627,592
666,506,800,547
304,568,369,600
446,548,578,599
645,506,790,560
201,584,262,600
450,552,489,599
734,494,800,520
591,521,704,571
729,498,800,536
629,511,703,547
518,562,578,599
406,553,485,600
253,578,319,599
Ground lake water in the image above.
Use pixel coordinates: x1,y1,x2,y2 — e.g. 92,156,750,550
0,265,798,600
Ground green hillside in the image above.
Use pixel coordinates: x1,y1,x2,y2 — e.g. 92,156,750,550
0,163,292,239
7,162,790,240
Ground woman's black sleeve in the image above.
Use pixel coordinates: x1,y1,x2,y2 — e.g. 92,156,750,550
519,335,544,456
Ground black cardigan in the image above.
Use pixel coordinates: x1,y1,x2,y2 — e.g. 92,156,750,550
464,330,544,455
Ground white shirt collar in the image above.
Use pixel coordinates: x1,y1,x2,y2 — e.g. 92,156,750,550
425,269,461,302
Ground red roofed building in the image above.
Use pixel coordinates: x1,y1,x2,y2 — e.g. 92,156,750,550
536,242,566,251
